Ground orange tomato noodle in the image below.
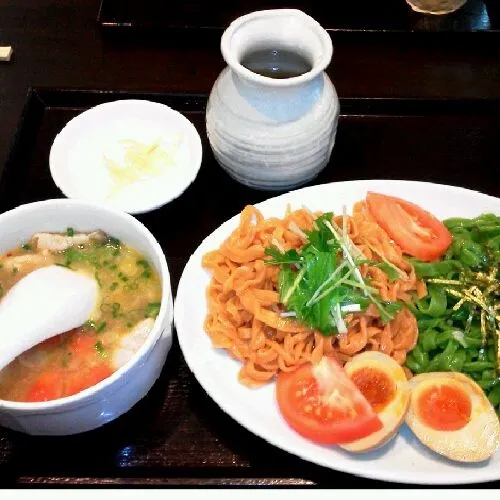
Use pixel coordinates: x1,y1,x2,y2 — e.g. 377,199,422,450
202,202,425,387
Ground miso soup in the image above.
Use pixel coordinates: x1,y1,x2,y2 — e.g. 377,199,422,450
0,229,162,402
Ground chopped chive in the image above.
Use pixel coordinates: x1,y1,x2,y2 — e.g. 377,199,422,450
21,243,32,251
66,227,74,237
141,270,151,279
118,272,128,282
136,259,149,268
145,302,161,318
112,303,121,318
0,284,3,296
110,282,118,291
109,264,117,270
12,267,18,275
126,322,132,328
83,320,96,330
96,321,107,333
108,237,121,247
62,247,87,267
95,340,107,357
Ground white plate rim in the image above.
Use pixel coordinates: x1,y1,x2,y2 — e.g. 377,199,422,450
174,179,500,485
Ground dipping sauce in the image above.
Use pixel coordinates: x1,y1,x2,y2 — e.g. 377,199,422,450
0,230,162,402
240,48,312,79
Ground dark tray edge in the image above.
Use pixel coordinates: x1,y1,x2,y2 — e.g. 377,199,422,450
96,0,500,34
0,89,47,212
15,87,500,112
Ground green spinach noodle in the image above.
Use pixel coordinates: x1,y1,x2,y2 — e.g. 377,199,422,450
405,213,500,416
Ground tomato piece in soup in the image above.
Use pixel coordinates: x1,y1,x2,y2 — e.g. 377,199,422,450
69,332,97,355
64,364,113,397
64,331,101,371
25,370,64,402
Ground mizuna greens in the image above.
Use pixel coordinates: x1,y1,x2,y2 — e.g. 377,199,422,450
264,212,401,335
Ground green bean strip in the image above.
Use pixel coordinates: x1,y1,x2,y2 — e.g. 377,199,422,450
415,284,448,317
406,212,500,416
463,361,496,372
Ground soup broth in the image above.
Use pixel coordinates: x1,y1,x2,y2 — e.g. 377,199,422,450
0,229,162,402
240,48,312,79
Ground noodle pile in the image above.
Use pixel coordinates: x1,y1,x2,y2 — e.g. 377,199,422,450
202,202,426,387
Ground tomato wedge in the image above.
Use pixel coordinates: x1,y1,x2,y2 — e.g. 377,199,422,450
366,192,452,262
276,357,383,444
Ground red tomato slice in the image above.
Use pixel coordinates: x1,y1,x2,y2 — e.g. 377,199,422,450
276,357,383,444
366,192,452,262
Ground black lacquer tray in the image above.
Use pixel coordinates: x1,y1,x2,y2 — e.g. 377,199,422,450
0,88,499,486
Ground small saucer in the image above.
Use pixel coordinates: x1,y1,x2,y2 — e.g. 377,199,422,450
49,99,203,214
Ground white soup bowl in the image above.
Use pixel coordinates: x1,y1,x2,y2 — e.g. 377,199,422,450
0,199,172,435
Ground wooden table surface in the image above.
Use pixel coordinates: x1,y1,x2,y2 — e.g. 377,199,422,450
1,0,500,487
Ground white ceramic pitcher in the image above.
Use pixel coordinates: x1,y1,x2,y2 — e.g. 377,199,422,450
206,9,339,191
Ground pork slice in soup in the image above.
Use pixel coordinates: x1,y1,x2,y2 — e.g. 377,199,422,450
0,229,162,402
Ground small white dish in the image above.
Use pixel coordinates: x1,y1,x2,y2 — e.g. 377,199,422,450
49,99,203,214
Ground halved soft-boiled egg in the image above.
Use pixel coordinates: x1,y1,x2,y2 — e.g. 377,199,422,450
406,372,500,462
340,351,410,452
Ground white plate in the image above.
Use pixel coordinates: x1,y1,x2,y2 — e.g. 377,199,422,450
49,99,203,215
174,179,500,485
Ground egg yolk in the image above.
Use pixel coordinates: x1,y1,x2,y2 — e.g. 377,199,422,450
350,367,396,413
416,384,471,431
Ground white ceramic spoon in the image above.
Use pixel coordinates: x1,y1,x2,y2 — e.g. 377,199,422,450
0,265,99,371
